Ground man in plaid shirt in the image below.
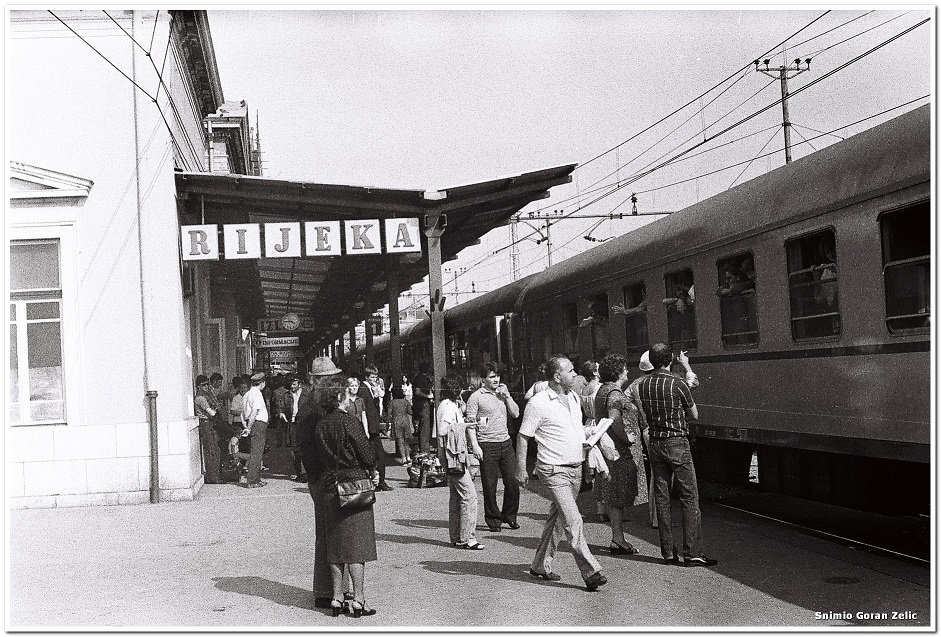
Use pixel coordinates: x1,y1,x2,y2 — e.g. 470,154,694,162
638,343,718,568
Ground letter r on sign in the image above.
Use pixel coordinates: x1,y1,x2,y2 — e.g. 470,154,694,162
181,224,219,260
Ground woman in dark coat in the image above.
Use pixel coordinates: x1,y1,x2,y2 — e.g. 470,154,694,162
313,375,379,617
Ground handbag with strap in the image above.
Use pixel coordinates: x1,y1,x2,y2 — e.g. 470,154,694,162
336,478,376,509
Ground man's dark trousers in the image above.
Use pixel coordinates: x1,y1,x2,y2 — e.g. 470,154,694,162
479,439,520,528
198,418,221,484
246,420,268,484
370,435,387,484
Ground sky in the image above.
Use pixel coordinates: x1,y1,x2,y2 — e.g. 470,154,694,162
206,7,932,316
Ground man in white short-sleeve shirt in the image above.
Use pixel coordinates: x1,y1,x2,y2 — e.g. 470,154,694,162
242,372,270,488
515,356,607,592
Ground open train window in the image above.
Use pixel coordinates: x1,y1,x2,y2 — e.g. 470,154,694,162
584,292,610,359
786,229,841,340
619,281,648,356
716,253,758,347
526,308,553,364
664,269,697,350
881,202,930,333
563,302,579,353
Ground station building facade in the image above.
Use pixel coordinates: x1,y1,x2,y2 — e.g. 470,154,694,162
8,9,254,508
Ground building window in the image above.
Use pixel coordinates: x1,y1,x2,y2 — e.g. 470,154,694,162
716,253,758,347
620,282,648,356
786,229,840,340
664,269,697,350
563,302,579,354
881,202,930,332
10,240,66,425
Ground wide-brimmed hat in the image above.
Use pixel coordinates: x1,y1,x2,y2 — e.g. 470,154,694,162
639,351,654,372
309,356,341,376
250,371,266,382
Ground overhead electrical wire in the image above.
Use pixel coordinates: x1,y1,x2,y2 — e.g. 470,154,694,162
726,126,781,190
48,10,197,171
149,10,159,52
103,10,204,167
631,94,929,197
804,10,912,59
508,11,844,230
576,10,832,173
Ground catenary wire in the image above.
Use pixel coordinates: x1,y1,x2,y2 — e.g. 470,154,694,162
519,11,841,221
576,10,832,172
788,125,819,154
726,125,781,190
804,10,912,59
632,94,929,196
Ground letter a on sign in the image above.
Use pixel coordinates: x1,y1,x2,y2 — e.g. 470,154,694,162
181,225,219,261
385,218,421,253
264,223,301,258
344,220,382,255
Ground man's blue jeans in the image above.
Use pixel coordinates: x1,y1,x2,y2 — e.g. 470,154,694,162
649,436,702,559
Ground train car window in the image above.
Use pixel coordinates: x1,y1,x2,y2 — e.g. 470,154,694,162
664,269,697,350
526,308,554,364
563,302,579,353
786,229,841,340
716,253,758,347
619,282,648,356
586,293,610,359
881,202,930,332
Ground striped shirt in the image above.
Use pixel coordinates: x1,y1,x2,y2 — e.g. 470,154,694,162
638,370,695,438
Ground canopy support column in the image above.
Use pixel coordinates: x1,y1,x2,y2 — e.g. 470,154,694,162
388,266,402,384
365,314,374,367
424,210,447,410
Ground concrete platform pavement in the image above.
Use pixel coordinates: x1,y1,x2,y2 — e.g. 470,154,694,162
8,442,932,629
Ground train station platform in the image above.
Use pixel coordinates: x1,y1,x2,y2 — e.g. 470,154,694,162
8,442,931,629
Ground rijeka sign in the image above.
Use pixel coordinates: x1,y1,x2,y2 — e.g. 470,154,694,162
180,218,422,261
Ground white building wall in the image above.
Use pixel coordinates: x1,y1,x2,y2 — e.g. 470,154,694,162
8,10,206,507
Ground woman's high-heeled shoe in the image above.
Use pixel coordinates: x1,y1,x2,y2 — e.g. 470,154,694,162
329,599,345,617
349,600,377,618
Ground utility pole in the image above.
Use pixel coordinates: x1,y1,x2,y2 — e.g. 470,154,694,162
510,215,520,281
755,57,811,164
544,217,553,267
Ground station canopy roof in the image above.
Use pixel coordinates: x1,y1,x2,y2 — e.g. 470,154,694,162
175,164,575,355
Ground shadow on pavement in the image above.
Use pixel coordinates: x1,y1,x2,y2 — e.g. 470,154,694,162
418,560,584,591
376,532,453,548
391,518,448,530
211,576,316,611
517,511,549,522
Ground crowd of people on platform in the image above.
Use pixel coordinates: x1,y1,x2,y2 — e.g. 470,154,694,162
192,342,718,617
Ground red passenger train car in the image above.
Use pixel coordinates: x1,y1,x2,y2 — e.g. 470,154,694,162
365,105,931,513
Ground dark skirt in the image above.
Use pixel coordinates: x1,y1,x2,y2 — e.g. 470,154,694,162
321,482,378,564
